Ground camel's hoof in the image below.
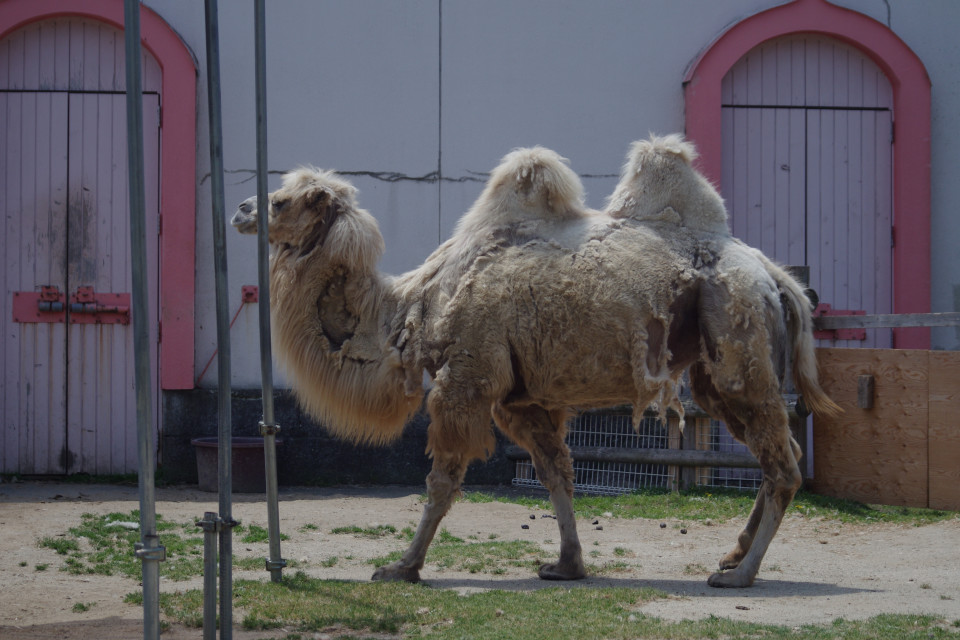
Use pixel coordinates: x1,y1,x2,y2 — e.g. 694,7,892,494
707,570,754,588
371,563,421,583
538,561,586,581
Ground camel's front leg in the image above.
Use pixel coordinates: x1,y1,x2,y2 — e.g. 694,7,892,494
494,404,585,580
371,452,467,583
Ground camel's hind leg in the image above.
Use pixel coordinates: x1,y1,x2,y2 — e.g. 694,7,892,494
707,398,801,588
689,362,769,570
714,435,802,570
371,451,468,583
493,403,586,580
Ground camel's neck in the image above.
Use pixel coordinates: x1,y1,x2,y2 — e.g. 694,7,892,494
268,250,423,444
271,252,402,366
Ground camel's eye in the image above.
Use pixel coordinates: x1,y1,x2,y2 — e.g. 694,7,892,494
272,198,288,212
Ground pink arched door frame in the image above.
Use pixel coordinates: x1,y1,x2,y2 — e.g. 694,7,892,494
0,0,197,386
684,0,931,349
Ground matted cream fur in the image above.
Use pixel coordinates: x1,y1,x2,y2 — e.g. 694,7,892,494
231,135,840,589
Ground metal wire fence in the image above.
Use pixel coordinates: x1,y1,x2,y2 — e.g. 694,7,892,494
512,409,674,495
694,419,764,491
512,410,763,494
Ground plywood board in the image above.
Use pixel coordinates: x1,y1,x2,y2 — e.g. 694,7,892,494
813,348,928,507
928,351,960,510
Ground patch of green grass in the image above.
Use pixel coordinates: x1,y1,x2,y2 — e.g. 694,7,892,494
39,536,80,555
330,524,398,538
39,511,204,581
461,487,958,525
35,563,49,571
589,560,633,575
156,574,953,639
371,536,544,576
240,524,289,544
71,602,93,613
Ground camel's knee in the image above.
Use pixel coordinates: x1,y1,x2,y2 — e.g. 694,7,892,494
423,453,468,501
789,436,803,464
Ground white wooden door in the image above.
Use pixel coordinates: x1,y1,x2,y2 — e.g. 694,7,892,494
721,35,893,349
1,92,159,474
1,91,70,474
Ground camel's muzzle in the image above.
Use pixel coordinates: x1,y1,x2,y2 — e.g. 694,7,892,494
231,196,259,234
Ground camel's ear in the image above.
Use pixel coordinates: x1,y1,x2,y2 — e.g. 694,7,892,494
306,187,332,214
297,189,340,259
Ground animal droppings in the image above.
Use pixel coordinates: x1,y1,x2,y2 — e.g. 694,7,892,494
680,529,688,535
521,524,529,530
529,514,536,520
659,523,667,529
592,520,599,525
595,526,603,531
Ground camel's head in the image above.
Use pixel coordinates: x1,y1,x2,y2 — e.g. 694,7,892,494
232,168,384,267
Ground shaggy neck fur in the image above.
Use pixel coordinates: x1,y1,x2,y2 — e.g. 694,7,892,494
269,209,423,445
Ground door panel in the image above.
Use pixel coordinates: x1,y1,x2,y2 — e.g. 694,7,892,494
66,93,160,474
806,108,892,348
723,105,892,349
725,107,806,267
1,92,69,474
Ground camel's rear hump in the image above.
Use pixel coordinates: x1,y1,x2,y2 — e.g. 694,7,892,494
606,133,728,234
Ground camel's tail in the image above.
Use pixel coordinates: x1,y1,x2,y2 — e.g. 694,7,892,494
768,261,843,418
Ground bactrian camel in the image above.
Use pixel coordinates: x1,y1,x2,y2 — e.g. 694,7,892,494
231,134,840,588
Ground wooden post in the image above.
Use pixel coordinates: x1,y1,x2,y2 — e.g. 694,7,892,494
680,417,702,490
667,415,682,493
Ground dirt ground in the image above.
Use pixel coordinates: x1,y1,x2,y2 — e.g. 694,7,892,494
1,479,958,639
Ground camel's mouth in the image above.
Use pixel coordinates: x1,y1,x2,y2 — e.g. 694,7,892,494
231,196,259,234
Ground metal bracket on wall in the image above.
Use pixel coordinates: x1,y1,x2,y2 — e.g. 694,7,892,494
11,286,66,323
813,303,867,341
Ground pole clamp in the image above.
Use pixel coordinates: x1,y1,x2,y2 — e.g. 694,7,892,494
265,558,288,572
134,538,167,562
196,513,238,532
259,421,281,436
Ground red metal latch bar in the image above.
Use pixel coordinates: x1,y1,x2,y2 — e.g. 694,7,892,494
68,286,131,325
12,286,66,323
813,303,866,340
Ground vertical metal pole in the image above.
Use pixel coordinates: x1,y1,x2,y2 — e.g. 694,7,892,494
254,0,286,584
203,0,234,637
123,2,164,639
198,512,219,640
